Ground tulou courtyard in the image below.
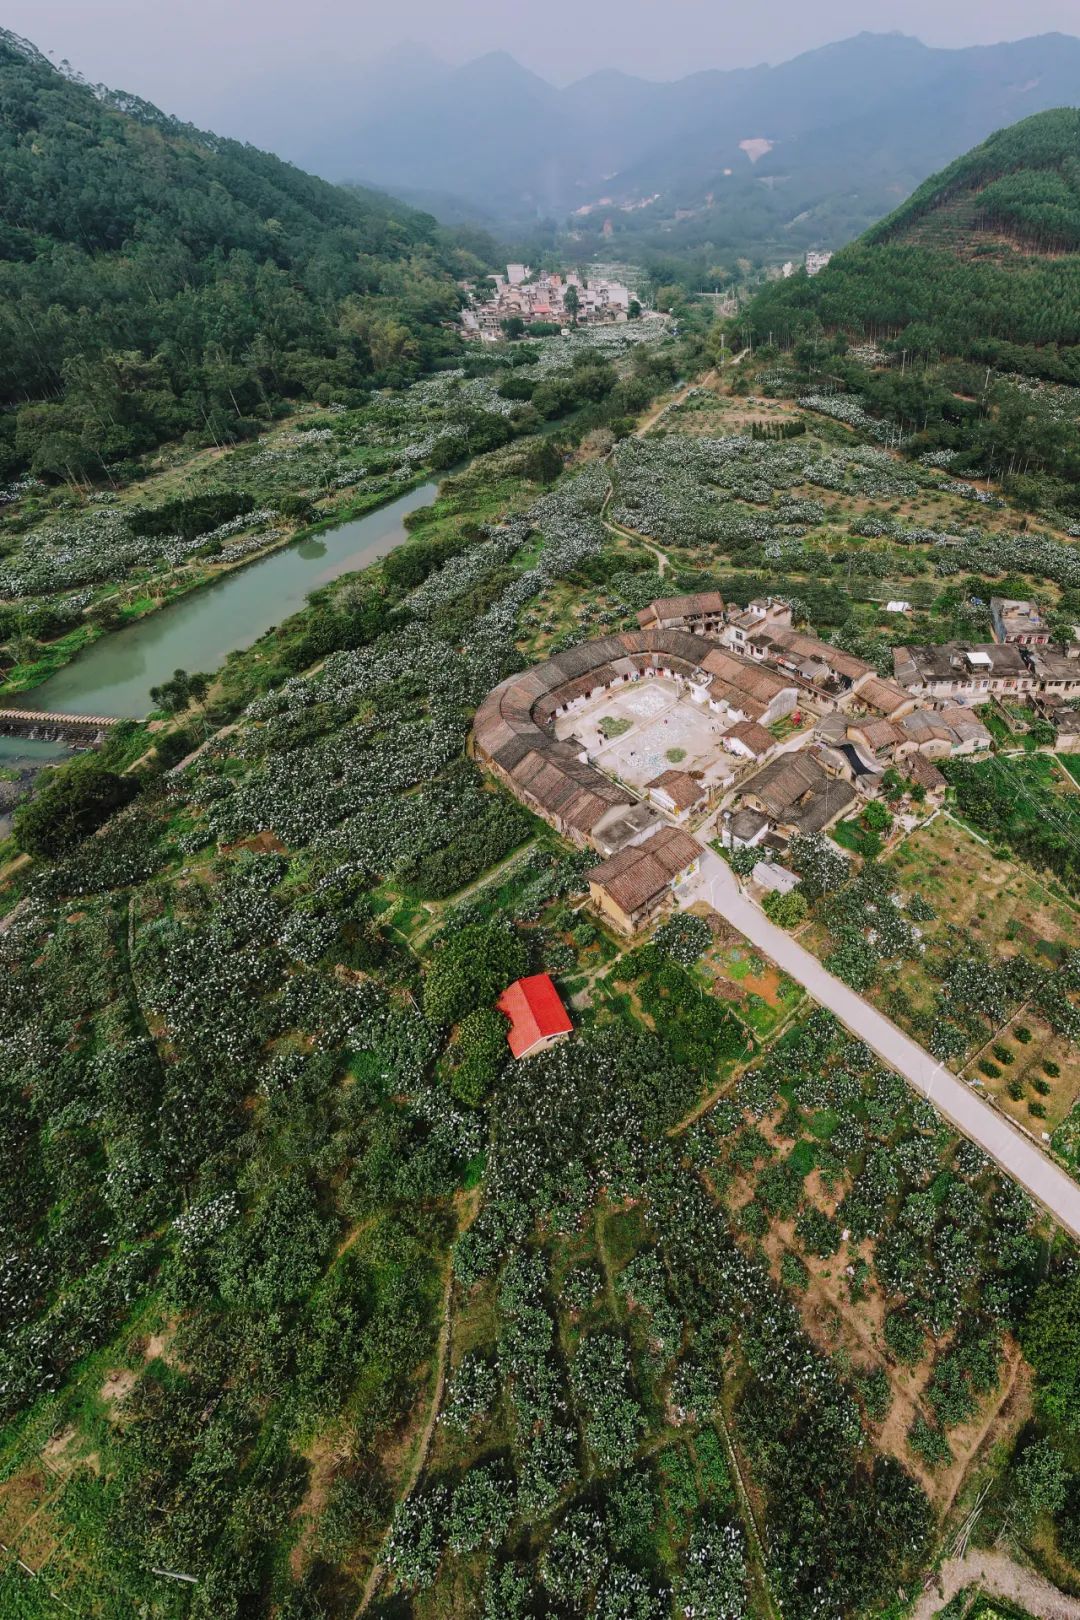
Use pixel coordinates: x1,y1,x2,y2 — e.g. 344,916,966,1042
553,676,738,796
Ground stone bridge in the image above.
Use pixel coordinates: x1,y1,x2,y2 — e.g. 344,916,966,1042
0,708,121,744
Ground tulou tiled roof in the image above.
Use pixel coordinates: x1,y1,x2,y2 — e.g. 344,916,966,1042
474,629,719,831
587,825,701,914
637,591,726,628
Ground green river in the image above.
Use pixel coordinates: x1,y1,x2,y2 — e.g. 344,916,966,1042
0,479,440,808
10,478,439,721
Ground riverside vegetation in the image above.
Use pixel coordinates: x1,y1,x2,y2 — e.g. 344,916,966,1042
5,65,1080,1620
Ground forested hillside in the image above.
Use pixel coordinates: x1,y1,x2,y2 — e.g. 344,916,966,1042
745,110,1080,380
0,31,473,483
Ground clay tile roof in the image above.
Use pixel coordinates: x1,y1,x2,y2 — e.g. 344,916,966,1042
855,677,911,717
637,591,726,628
496,973,573,1058
768,629,870,682
646,768,706,810
852,717,904,749
904,752,947,791
587,826,701,915
741,751,856,834
724,719,776,755
700,648,789,702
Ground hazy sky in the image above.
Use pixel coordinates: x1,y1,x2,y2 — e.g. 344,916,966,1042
8,0,1080,133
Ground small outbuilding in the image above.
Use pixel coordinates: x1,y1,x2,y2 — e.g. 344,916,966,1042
496,973,574,1059
752,861,800,895
646,767,709,820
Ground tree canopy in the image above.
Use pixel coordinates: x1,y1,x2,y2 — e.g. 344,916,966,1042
745,110,1080,382
0,30,481,481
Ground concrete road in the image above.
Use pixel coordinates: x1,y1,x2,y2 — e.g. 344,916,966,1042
684,850,1080,1241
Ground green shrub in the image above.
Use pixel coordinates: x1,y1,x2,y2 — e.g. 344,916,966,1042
564,1264,602,1313
857,1367,892,1424
424,920,527,1028
757,1163,803,1220
653,912,711,966
448,1007,508,1106
863,800,892,834
795,1206,841,1259
762,889,809,928
728,846,758,878
884,1310,924,1366
908,1415,952,1469
781,1251,809,1291
15,759,138,860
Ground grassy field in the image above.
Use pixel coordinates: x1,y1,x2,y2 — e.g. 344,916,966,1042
888,815,1079,964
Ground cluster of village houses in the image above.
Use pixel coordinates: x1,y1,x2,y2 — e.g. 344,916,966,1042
474,591,1080,936
778,250,834,279
460,263,636,341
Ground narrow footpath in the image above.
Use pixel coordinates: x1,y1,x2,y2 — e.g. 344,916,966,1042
684,850,1080,1241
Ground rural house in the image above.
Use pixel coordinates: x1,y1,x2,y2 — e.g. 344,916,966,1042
587,825,701,934
496,974,574,1058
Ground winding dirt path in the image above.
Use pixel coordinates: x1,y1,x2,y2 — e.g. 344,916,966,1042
912,1550,1080,1620
633,368,718,438
354,1187,479,1617
354,1264,455,1617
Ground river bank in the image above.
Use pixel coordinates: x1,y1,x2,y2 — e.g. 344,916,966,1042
0,473,428,703
0,736,77,838
5,477,440,721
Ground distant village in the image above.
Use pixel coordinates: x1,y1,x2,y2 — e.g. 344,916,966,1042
460,263,641,341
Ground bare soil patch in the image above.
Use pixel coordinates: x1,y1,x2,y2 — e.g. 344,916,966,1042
222,829,288,856
913,1548,1080,1620
100,1368,137,1408
42,1427,76,1464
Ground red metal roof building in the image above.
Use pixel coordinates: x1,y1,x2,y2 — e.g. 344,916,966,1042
496,973,573,1059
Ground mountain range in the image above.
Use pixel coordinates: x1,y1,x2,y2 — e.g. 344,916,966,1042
293,31,1080,259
